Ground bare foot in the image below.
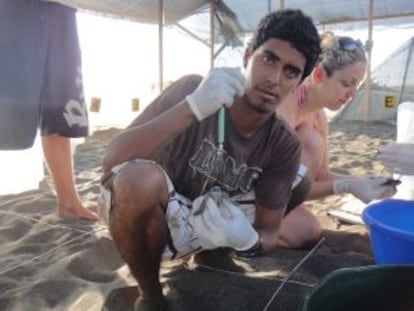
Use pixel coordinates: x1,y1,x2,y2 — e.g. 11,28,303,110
59,205,98,221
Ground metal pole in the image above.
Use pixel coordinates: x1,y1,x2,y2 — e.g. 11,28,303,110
158,0,164,92
363,0,374,121
398,38,413,104
210,0,216,68
279,0,285,9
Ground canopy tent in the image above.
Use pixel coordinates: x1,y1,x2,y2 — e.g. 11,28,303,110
50,0,414,111
334,37,414,124
48,1,414,43
46,0,208,24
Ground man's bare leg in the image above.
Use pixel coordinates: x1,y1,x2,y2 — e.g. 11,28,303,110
109,162,169,311
41,133,97,220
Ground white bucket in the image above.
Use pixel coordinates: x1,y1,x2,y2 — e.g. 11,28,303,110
0,136,44,195
394,102,414,199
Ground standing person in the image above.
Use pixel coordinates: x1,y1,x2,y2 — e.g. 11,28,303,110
276,33,397,248
101,9,320,311
0,0,97,220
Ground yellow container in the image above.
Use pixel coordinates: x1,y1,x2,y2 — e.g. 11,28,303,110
89,97,101,113
131,98,140,112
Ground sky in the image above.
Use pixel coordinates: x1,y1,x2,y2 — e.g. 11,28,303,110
77,13,212,128
76,12,414,129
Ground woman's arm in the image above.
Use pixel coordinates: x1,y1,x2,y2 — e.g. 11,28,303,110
301,111,348,200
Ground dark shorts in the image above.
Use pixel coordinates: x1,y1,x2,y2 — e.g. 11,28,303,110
0,0,88,150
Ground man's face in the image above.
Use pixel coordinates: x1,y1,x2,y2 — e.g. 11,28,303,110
243,38,306,114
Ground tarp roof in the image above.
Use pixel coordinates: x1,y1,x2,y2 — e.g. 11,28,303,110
49,0,414,113
49,1,414,28
48,0,414,51
48,0,208,24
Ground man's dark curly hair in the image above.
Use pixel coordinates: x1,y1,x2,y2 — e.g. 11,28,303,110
249,9,321,80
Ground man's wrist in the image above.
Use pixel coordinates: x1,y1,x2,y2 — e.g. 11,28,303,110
186,94,203,121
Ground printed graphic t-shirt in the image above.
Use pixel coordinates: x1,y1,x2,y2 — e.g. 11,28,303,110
131,74,301,210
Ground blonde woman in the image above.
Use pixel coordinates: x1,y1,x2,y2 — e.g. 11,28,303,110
276,33,396,248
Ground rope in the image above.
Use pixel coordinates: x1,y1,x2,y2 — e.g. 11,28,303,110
262,236,326,311
183,261,316,288
0,209,107,234
0,210,108,277
0,226,107,277
0,210,325,309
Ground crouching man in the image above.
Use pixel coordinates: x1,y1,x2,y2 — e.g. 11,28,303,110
101,9,320,311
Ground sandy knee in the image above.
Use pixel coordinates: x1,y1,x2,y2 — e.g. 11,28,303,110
279,206,322,248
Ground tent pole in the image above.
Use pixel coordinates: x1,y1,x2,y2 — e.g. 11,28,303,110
158,0,164,92
363,0,374,121
210,0,216,68
175,23,210,47
398,38,414,104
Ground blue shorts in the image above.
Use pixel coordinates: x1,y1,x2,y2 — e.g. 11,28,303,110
0,0,88,150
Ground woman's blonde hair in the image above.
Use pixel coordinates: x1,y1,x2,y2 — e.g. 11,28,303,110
318,32,367,77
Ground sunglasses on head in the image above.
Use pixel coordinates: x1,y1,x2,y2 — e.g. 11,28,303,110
337,38,365,53
319,37,366,66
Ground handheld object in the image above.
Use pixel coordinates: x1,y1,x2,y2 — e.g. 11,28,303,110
381,178,402,187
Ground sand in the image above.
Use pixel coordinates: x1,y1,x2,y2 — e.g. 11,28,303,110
0,119,397,311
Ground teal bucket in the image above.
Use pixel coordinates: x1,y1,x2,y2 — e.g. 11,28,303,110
362,199,414,264
299,265,414,311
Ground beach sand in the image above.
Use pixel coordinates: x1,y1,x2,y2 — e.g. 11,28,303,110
0,119,397,311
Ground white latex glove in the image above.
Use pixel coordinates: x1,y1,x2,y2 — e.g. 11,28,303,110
377,143,414,175
333,176,397,204
186,67,245,121
190,188,259,251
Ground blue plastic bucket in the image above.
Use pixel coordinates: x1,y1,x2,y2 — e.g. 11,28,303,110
362,199,414,264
